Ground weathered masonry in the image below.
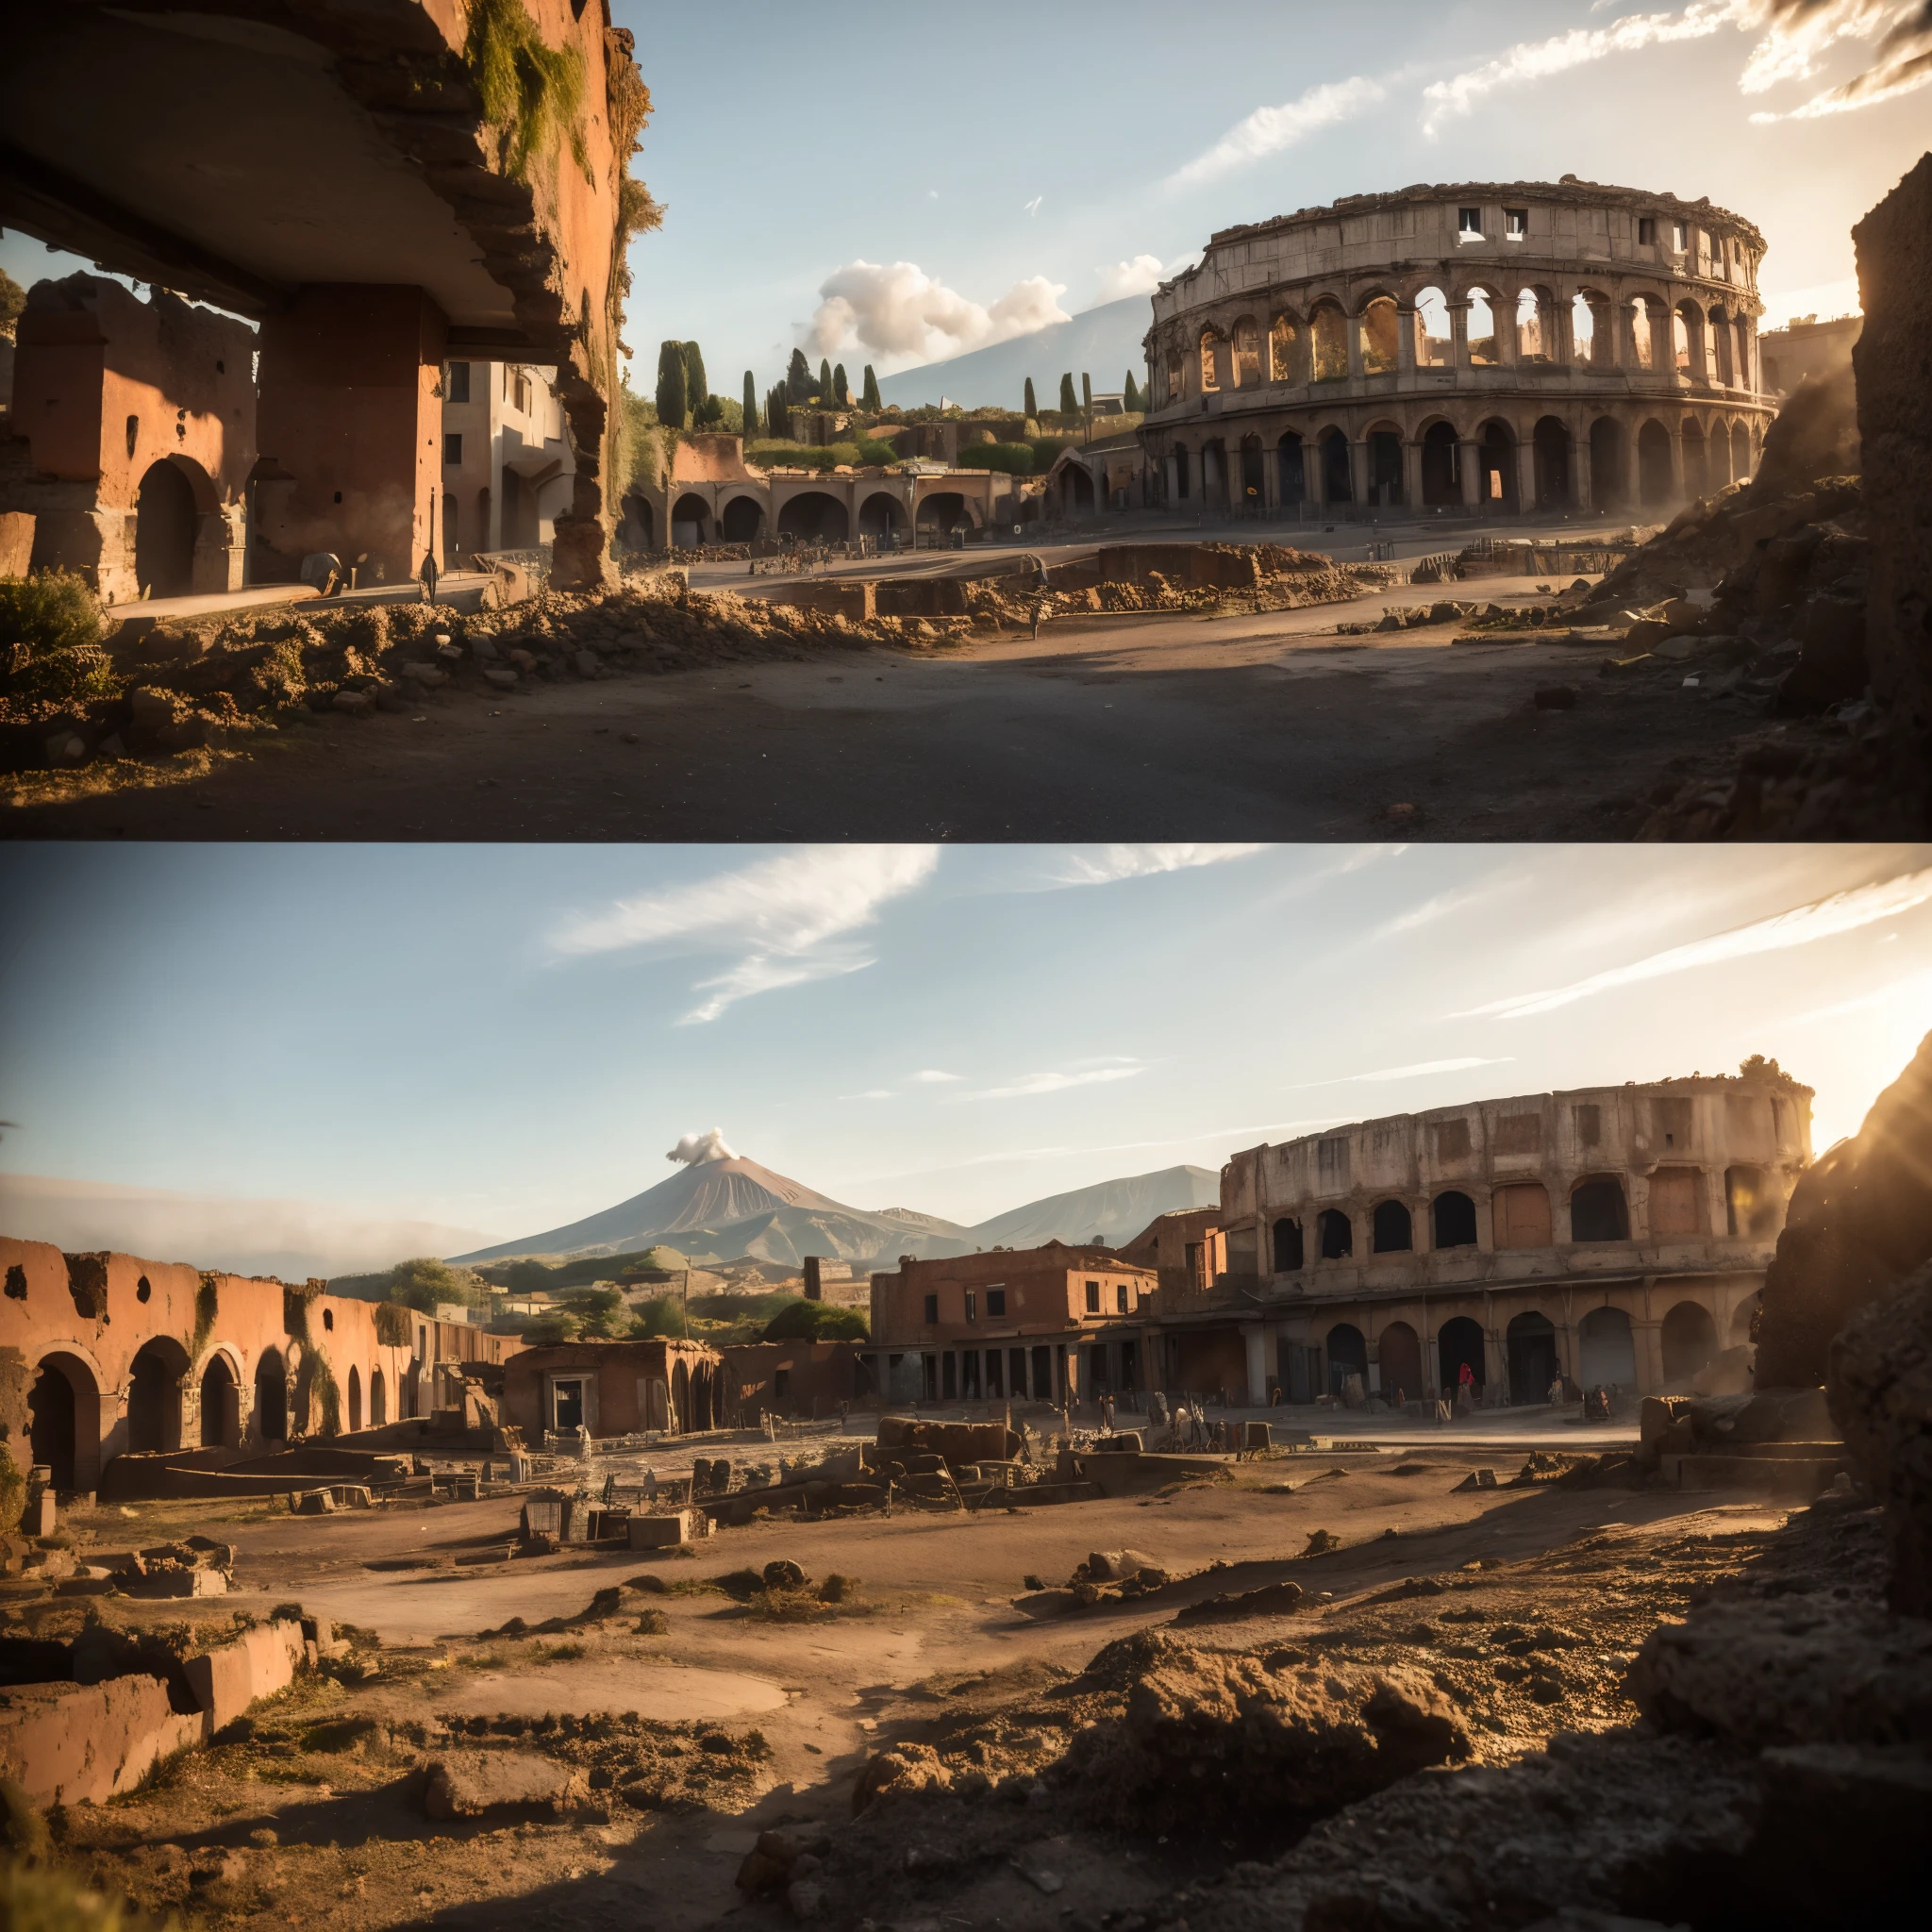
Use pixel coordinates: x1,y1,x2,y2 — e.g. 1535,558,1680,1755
1141,178,1775,519
1173,1071,1811,1407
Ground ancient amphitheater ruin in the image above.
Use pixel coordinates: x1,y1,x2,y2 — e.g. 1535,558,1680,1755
1141,177,1775,519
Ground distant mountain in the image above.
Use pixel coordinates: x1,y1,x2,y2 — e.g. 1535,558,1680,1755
874,296,1153,412
449,1156,973,1266
965,1165,1221,1251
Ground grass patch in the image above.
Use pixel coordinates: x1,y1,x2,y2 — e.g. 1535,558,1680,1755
532,1641,587,1663
1,746,245,811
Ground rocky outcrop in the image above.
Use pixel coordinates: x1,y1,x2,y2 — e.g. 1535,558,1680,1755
1754,1026,1932,1388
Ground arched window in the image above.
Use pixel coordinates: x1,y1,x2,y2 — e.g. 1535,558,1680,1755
1506,1310,1559,1405
1317,1208,1353,1259
1199,327,1221,392
1359,297,1399,375
1371,1200,1412,1253
1492,1182,1551,1248
1649,1167,1706,1238
347,1364,363,1433
1438,1316,1486,1395
1630,295,1660,371
1378,1322,1423,1405
1231,318,1261,388
1273,1217,1305,1272
1516,288,1546,360
1326,1323,1369,1398
1661,1301,1717,1381
1578,1306,1636,1391
1724,1165,1779,1239
1310,303,1348,381
1571,1177,1630,1242
1432,1191,1478,1249
1467,290,1499,365
1268,313,1301,383
1414,288,1451,368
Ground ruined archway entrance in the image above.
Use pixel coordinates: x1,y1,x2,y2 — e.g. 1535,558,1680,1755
1325,1323,1368,1398
1060,465,1095,516
1532,417,1571,508
29,1354,99,1492
671,1357,691,1432
1366,429,1404,507
254,1346,288,1444
1319,429,1353,504
1377,1322,1423,1405
370,1366,388,1427
1421,423,1459,505
858,491,907,543
1438,1316,1486,1397
620,494,655,549
1590,417,1626,508
135,458,198,598
1276,432,1305,505
719,495,764,542
1239,435,1265,510
777,492,849,542
1478,421,1517,510
1578,1306,1637,1393
1637,421,1674,507
200,1354,239,1448
1661,1301,1717,1382
127,1338,189,1453
916,491,971,536
671,492,710,547
1507,1311,1559,1405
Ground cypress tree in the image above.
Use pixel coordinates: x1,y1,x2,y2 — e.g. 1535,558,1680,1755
1058,372,1076,414
1124,370,1141,412
818,357,832,404
1081,372,1092,414
656,341,687,429
861,364,881,411
1024,375,1037,418
681,341,708,416
766,386,788,441
787,348,812,404
833,362,849,407
742,371,758,439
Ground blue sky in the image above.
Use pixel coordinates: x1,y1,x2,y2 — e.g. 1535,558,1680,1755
3,843,1929,1263
4,2,1925,406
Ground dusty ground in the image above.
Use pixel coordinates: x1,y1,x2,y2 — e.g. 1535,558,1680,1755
19,1435,1810,1932
5,575,1815,843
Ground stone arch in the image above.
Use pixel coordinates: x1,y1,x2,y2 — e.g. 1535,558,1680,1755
1061,463,1097,515
1325,1322,1368,1397
1421,419,1460,505
1231,316,1262,389
1661,1299,1717,1382
1378,1321,1423,1405
1413,286,1452,368
1309,301,1349,382
1578,1305,1637,1391
1532,416,1572,508
198,1350,241,1449
1729,420,1752,483
1171,441,1191,501
1371,1199,1413,1253
719,493,764,542
1432,1190,1478,1249
370,1364,388,1427
670,491,711,546
1237,434,1265,508
1730,1291,1761,1343
1493,1180,1552,1249
1465,287,1502,366
1570,1175,1630,1243
1591,415,1628,508
347,1363,362,1433
1358,295,1400,375
1515,285,1557,361
1708,304,1736,385
1674,300,1703,375
1319,426,1353,504
1649,1165,1707,1238
1477,419,1518,510
135,458,202,598
918,489,977,533
254,1345,289,1444
127,1336,191,1454
1507,1310,1559,1405
1364,420,1404,506
671,1357,691,1432
1629,294,1663,371
1438,1316,1486,1395
620,492,656,549
1681,418,1708,499
1273,1216,1305,1272
30,1352,102,1491
1637,419,1674,507
776,491,850,541
1276,430,1306,504
1198,325,1224,393
1317,1208,1353,1260
1573,288,1612,366
1268,310,1303,383
858,491,907,541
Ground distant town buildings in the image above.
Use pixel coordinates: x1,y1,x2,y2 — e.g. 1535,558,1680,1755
438,358,575,562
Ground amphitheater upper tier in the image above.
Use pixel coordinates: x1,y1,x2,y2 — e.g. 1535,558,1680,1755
1142,177,1774,517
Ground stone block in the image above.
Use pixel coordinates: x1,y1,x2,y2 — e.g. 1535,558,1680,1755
628,1510,691,1550
423,1751,586,1820
0,512,35,577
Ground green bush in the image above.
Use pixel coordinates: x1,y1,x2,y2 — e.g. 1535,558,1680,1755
762,1298,868,1342
384,1257,481,1311
0,571,116,712
953,441,1035,475
522,1312,580,1347
629,1294,687,1339
1029,438,1076,472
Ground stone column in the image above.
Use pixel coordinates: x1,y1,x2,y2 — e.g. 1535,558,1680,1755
1395,308,1418,377
1352,438,1372,509
1574,434,1594,512
1521,436,1540,513
1241,1323,1269,1407
1633,1320,1665,1394
1450,301,1471,371
1459,438,1484,508
1495,292,1519,369
1347,313,1365,382
1403,438,1424,509
1261,440,1278,510
1309,440,1327,511
1483,1325,1507,1397
1667,425,1687,503
256,284,448,586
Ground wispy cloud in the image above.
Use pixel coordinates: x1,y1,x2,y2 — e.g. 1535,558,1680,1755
965,1060,1147,1102
1023,194,1043,216
911,1069,962,1084
1786,965,1932,1024
1351,1057,1515,1083
1169,75,1388,188
842,1089,897,1101
550,845,941,1024
1046,843,1267,887
1457,864,1932,1021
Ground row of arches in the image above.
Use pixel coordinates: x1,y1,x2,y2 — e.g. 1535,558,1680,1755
1271,1164,1777,1272
1169,286,1758,406
653,490,981,548
1316,1297,1737,1407
1167,408,1757,514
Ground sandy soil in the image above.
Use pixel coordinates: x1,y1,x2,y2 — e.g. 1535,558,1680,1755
33,1439,1796,1932
7,576,1804,842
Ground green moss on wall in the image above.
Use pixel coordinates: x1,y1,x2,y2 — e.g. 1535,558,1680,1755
191,1274,219,1361
464,0,591,184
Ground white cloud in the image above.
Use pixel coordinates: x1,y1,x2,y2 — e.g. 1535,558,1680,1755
911,1069,963,1084
842,1090,897,1102
804,260,1070,372
1787,966,1932,1024
1169,75,1388,189
966,1061,1147,1102
1094,255,1166,304
1046,843,1267,888
551,845,941,1023
667,1128,736,1165
1024,195,1043,216
1457,864,1932,1020
1352,1057,1516,1082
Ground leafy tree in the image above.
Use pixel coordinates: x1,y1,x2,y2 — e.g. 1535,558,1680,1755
563,1285,625,1337
504,1258,556,1295
681,340,708,413
742,370,758,438
1123,370,1141,412
655,340,687,428
861,364,881,410
385,1256,481,1312
0,571,115,709
0,265,25,341
693,392,725,427
786,347,812,404
522,1311,580,1347
763,1298,869,1341
832,362,849,407
818,357,832,405
1024,376,1037,418
1058,372,1077,414
629,1294,687,1338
